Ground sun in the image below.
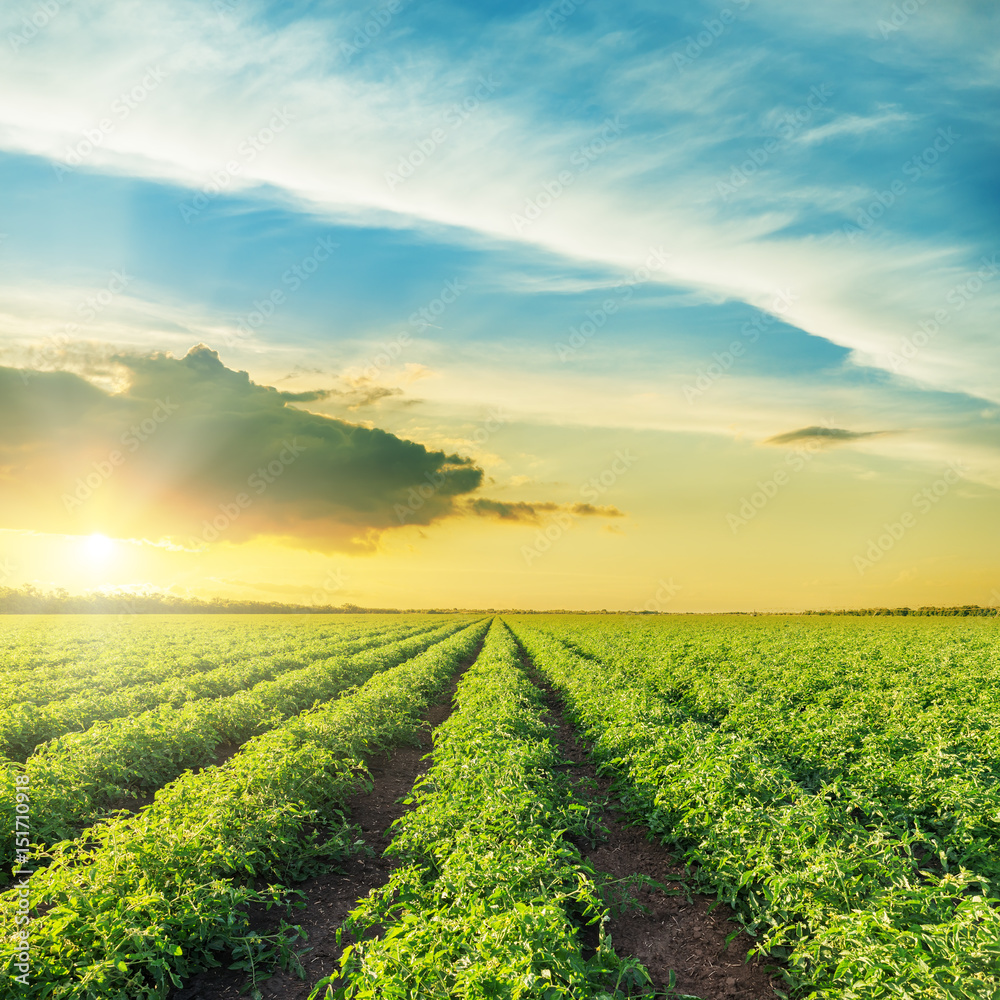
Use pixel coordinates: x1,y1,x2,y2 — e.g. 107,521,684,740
82,533,117,566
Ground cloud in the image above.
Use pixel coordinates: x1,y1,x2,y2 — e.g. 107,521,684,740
278,389,331,402
762,425,887,447
277,377,407,411
796,110,917,145
0,346,485,551
465,498,625,522
0,0,997,452
0,0,996,417
327,381,405,410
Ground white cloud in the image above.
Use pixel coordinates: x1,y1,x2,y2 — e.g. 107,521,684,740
0,0,997,432
796,110,917,145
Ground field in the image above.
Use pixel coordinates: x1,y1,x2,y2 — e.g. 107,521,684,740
1,613,999,999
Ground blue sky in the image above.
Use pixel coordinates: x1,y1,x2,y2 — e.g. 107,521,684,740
0,0,997,609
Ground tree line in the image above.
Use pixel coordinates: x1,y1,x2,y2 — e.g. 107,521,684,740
0,586,995,616
0,586,419,615
802,606,998,617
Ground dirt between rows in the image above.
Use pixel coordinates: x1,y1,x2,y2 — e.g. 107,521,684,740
173,642,781,1000
110,741,246,816
536,680,781,999
170,666,470,1000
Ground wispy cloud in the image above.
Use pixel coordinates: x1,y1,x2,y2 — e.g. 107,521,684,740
797,110,917,145
0,0,996,421
465,498,624,522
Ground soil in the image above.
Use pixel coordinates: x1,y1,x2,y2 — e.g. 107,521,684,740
111,740,246,815
172,636,783,1000
170,665,471,1000
533,674,782,1000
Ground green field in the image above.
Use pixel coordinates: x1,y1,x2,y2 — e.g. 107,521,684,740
2,614,999,998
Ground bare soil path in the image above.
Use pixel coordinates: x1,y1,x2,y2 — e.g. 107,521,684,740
522,648,782,1000
171,653,476,1000
174,632,782,1000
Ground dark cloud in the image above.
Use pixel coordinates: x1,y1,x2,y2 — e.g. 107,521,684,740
0,346,483,551
465,498,625,522
277,365,326,382
327,383,405,409
278,389,331,403
763,426,886,447
280,380,404,410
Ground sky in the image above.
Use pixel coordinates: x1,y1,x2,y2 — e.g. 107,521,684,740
0,0,998,611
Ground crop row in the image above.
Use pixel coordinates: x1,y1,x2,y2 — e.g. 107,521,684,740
0,619,473,878
531,615,1000,888
0,615,394,695
0,615,267,674
0,618,453,761
0,618,490,999
320,619,648,999
509,619,1000,999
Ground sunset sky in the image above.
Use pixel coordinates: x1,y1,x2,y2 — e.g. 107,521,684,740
1,0,998,611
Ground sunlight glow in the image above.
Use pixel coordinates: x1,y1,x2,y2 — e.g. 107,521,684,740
82,533,117,567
